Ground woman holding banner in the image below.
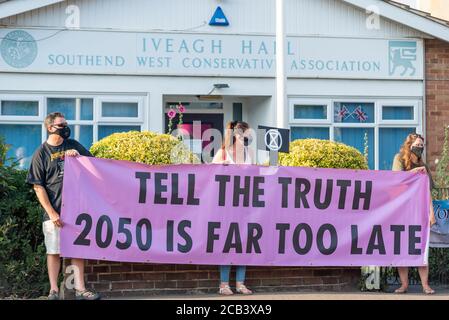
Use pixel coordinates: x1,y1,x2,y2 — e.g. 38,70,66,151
212,121,254,295
392,133,436,295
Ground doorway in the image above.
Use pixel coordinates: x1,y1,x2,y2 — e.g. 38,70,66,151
164,101,224,162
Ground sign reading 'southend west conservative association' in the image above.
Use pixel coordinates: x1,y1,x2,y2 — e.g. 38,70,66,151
60,156,431,266
0,28,424,79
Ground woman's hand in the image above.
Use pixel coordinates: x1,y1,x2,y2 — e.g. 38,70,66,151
411,166,426,174
430,200,436,227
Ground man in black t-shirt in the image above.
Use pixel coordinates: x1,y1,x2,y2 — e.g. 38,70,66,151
27,112,100,300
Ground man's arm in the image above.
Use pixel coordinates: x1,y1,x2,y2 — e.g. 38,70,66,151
33,184,63,227
69,140,93,157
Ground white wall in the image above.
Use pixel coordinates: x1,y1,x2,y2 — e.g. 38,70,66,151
242,96,274,164
244,96,275,129
0,0,428,39
0,73,423,133
0,72,277,133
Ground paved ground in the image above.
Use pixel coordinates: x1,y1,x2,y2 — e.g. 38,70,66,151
111,286,449,300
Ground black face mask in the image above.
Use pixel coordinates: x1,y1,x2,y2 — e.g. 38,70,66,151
52,126,71,139
411,146,424,158
243,137,253,147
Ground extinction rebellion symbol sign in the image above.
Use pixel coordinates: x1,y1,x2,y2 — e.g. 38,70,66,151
1,30,38,68
265,129,283,152
258,125,290,153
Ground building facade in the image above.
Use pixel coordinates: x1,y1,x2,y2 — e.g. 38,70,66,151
1,0,448,295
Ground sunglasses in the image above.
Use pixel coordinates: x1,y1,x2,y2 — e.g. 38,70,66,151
52,122,68,128
411,133,424,140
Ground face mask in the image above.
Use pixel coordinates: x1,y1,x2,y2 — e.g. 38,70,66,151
52,126,71,139
243,137,253,147
411,146,424,158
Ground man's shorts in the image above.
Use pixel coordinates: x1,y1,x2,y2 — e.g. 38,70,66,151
43,220,60,255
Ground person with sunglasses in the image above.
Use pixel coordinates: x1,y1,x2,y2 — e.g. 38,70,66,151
26,112,101,300
212,121,255,296
392,133,436,295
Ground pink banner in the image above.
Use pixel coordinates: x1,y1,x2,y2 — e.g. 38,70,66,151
60,156,430,266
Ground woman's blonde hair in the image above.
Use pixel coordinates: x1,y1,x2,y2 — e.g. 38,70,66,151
399,133,425,171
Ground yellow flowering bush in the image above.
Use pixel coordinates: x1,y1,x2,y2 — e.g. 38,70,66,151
90,131,199,165
279,139,368,170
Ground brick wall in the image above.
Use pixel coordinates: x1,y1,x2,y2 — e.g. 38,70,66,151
83,261,360,297
425,39,449,174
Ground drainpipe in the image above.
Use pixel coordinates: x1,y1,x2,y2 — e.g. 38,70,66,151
276,0,287,129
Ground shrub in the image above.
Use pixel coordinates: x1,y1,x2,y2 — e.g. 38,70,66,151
90,131,199,164
279,138,369,169
0,135,7,166
0,137,48,298
435,126,449,189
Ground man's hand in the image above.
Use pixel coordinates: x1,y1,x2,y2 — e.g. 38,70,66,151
411,166,426,174
65,149,80,157
49,212,63,228
33,185,63,228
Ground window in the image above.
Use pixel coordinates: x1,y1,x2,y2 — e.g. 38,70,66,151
96,97,144,140
0,96,42,121
289,98,422,170
47,98,94,121
291,127,329,140
1,100,38,116
98,125,141,140
0,96,43,168
379,101,418,123
0,124,41,168
46,98,96,149
79,125,94,149
294,105,327,120
47,98,77,120
81,99,94,120
334,102,374,123
0,94,145,168
382,106,414,120
379,127,416,170
101,102,138,118
290,100,331,123
334,127,375,169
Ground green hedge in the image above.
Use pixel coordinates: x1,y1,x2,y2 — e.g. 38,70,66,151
90,130,199,164
0,163,48,298
279,138,369,169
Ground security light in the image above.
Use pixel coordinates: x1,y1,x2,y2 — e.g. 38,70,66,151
206,83,230,95
213,83,229,89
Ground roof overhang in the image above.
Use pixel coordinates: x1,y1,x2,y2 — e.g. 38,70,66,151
342,0,449,42
0,0,66,20
1,0,448,43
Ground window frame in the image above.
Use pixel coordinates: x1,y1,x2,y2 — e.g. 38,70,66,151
44,95,96,142
289,99,332,124
377,100,419,125
288,97,423,170
96,123,143,141
0,94,147,162
97,96,144,123
0,95,44,121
